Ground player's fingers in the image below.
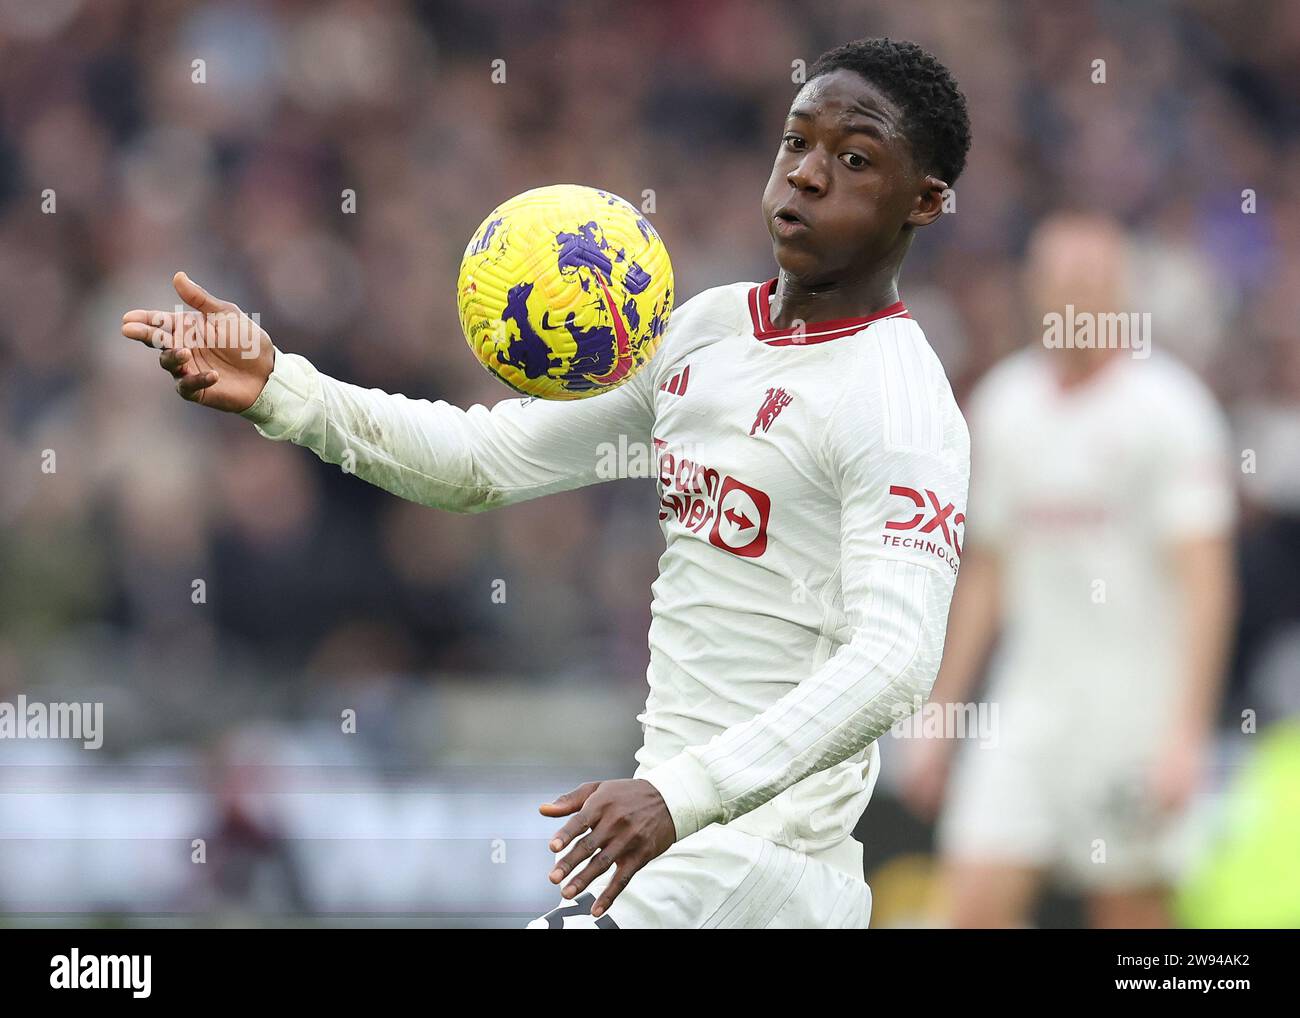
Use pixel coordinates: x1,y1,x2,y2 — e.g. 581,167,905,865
591,861,637,918
560,842,617,900
138,310,209,352
173,271,234,315
547,811,595,854
548,831,602,886
122,322,175,350
122,309,178,332
159,346,194,376
539,781,600,821
176,370,218,401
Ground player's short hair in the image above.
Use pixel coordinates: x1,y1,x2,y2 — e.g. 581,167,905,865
808,37,971,186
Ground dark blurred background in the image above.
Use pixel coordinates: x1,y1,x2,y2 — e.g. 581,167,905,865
0,0,1296,926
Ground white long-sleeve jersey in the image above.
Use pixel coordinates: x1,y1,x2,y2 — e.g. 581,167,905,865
242,279,970,858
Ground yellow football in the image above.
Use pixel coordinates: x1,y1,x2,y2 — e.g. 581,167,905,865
456,185,674,400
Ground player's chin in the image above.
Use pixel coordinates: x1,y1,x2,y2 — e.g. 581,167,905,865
769,236,826,279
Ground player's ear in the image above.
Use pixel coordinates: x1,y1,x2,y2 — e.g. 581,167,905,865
908,176,948,228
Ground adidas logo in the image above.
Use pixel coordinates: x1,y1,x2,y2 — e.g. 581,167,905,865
660,364,690,396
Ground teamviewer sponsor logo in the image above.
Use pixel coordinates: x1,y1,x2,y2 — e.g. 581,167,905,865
709,476,771,557
881,484,964,573
653,438,772,557
50,949,151,998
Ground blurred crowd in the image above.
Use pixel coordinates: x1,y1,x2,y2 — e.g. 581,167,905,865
0,0,1297,922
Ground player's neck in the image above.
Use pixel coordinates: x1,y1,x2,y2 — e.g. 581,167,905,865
768,270,901,329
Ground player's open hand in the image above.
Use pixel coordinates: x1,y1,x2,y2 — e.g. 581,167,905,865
120,272,275,413
540,778,675,918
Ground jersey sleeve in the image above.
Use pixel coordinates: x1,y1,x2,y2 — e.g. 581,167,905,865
642,350,971,840
239,348,657,513
1148,372,1237,540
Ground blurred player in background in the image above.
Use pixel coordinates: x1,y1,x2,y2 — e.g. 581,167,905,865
905,213,1238,928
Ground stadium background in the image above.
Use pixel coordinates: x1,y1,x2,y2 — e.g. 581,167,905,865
0,0,1296,926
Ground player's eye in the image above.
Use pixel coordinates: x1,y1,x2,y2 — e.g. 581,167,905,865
840,152,869,169
782,134,807,151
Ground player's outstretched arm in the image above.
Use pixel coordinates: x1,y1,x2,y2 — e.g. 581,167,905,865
122,274,657,514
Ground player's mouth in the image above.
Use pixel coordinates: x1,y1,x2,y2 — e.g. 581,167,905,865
772,206,811,238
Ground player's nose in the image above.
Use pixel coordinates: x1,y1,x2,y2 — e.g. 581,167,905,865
787,154,828,195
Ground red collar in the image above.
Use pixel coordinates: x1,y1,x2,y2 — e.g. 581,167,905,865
748,278,909,346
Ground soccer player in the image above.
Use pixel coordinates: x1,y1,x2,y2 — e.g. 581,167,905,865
905,213,1237,928
121,38,971,929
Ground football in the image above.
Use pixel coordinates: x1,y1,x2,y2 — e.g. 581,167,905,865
456,184,674,400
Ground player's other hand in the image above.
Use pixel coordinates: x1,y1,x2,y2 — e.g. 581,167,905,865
120,272,275,413
901,736,956,821
540,778,675,918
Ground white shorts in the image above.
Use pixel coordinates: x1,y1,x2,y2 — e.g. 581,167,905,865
937,737,1192,892
527,824,873,929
